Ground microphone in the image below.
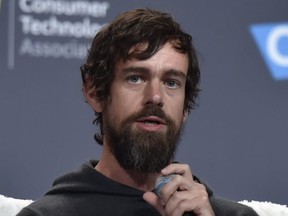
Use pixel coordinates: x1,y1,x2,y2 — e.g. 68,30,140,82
155,174,196,216
155,174,175,196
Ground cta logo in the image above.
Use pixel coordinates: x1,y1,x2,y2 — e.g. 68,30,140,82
250,23,288,80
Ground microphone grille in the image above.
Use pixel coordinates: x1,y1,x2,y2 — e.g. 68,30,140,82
155,174,175,196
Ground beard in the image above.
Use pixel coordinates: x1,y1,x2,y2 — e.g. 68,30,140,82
103,105,183,173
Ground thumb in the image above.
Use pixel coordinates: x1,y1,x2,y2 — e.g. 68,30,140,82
143,191,166,216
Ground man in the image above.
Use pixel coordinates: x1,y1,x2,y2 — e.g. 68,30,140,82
17,8,258,216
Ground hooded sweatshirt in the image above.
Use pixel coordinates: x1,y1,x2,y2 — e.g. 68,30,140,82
17,160,258,216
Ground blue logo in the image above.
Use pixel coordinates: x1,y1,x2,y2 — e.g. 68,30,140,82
250,23,288,80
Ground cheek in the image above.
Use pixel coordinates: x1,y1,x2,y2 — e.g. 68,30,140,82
172,97,186,124
176,111,186,127
165,103,185,126
107,95,137,124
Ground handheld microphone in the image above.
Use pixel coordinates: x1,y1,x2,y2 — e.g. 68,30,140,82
155,174,196,216
155,174,175,196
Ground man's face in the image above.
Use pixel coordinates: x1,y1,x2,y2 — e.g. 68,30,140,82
102,42,189,172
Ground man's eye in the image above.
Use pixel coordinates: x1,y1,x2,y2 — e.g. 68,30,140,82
166,80,179,88
128,76,142,84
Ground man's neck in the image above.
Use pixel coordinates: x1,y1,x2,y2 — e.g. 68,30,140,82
95,145,160,191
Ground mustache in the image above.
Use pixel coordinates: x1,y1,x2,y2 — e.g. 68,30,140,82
124,105,170,124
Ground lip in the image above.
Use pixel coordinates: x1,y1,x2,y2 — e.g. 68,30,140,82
135,116,167,132
136,116,166,125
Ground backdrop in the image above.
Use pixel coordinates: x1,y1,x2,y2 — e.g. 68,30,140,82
0,0,287,205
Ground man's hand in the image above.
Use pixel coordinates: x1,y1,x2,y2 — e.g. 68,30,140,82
143,163,215,216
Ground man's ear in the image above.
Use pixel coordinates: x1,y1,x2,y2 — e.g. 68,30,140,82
83,81,103,113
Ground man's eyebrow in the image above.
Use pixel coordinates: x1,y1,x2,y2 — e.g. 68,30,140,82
121,66,150,74
122,66,186,78
164,69,187,80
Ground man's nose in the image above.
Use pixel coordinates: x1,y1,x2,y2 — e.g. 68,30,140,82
143,81,164,107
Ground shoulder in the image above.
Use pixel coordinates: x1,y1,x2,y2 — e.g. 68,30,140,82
16,195,65,216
